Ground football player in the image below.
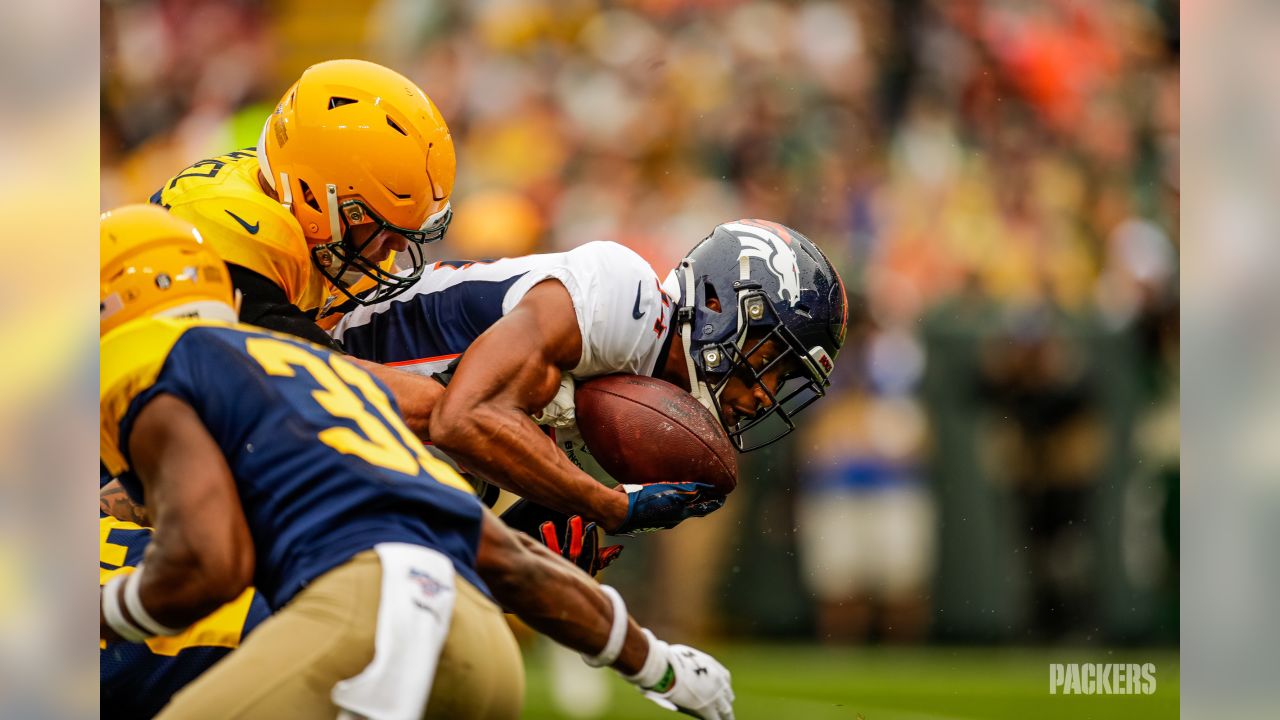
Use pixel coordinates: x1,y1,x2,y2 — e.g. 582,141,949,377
147,58,714,537
99,205,735,719
99,490,271,720
331,220,850,546
150,58,455,348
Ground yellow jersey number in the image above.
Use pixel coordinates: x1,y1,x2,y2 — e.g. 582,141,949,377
243,337,472,494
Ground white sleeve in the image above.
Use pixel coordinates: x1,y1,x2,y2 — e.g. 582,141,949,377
501,241,663,377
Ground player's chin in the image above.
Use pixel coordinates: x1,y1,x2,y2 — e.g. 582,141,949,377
721,405,753,429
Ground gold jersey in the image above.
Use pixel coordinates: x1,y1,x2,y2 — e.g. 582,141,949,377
151,149,331,313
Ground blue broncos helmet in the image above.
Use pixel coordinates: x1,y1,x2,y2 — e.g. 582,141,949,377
670,219,849,451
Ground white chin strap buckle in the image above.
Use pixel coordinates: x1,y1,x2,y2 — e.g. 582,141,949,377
326,184,343,244
676,258,720,416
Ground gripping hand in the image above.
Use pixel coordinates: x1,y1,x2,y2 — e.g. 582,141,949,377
539,515,624,575
614,482,725,535
500,499,623,575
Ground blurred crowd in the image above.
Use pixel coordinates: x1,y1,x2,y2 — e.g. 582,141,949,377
102,0,1179,645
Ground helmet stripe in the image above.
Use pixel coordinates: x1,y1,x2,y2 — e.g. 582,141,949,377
740,218,794,244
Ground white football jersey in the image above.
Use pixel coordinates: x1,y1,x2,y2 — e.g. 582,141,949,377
331,241,682,485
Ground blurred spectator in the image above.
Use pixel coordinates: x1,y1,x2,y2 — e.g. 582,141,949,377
977,298,1105,641
796,372,935,644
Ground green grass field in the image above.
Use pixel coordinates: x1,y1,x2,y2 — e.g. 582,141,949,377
520,644,1179,720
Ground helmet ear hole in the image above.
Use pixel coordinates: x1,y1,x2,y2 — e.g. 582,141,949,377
703,282,722,313
297,179,322,213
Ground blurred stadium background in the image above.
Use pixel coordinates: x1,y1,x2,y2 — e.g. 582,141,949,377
101,0,1179,717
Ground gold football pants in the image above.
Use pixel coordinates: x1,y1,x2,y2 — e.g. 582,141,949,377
156,549,524,719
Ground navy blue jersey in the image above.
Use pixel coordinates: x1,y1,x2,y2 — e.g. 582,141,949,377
331,242,676,380
100,318,487,609
100,513,270,719
336,258,526,368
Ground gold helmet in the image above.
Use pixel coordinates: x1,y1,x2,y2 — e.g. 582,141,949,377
100,205,236,337
258,59,456,305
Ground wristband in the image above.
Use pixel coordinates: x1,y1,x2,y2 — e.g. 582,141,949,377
623,628,671,689
580,585,628,667
102,573,148,643
124,566,187,637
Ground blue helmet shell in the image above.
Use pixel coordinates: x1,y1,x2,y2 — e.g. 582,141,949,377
672,219,848,450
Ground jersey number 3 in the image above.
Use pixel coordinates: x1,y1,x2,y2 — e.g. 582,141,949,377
244,337,470,493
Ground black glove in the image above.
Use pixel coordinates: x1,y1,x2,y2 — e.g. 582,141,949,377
500,499,623,575
540,515,624,576
496,499,622,571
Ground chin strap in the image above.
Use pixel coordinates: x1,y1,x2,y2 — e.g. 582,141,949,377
325,183,344,245
677,258,717,416
321,183,361,292
735,252,753,340
278,172,293,210
257,119,276,191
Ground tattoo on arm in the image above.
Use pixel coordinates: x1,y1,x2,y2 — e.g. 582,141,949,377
100,480,151,526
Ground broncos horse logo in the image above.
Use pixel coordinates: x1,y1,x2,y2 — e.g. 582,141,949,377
725,220,802,306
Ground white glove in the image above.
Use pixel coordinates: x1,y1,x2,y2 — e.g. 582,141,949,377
624,630,734,720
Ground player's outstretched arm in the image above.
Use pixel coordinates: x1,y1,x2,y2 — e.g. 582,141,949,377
354,358,446,440
100,394,255,643
476,507,646,670
429,279,632,530
476,510,735,720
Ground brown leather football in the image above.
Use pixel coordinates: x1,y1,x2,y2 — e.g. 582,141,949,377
574,374,737,495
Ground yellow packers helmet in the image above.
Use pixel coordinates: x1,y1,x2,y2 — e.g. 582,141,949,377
100,205,237,337
257,59,456,305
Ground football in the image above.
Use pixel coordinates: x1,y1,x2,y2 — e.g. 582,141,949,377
574,374,737,496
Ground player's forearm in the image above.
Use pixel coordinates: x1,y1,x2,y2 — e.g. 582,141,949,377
100,565,249,643
101,528,252,642
477,512,648,675
355,359,443,439
431,404,628,529
124,396,256,634
508,535,650,675
136,530,252,628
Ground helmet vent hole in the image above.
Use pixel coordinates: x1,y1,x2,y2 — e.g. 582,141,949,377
386,116,408,136
298,179,322,212
328,96,358,110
